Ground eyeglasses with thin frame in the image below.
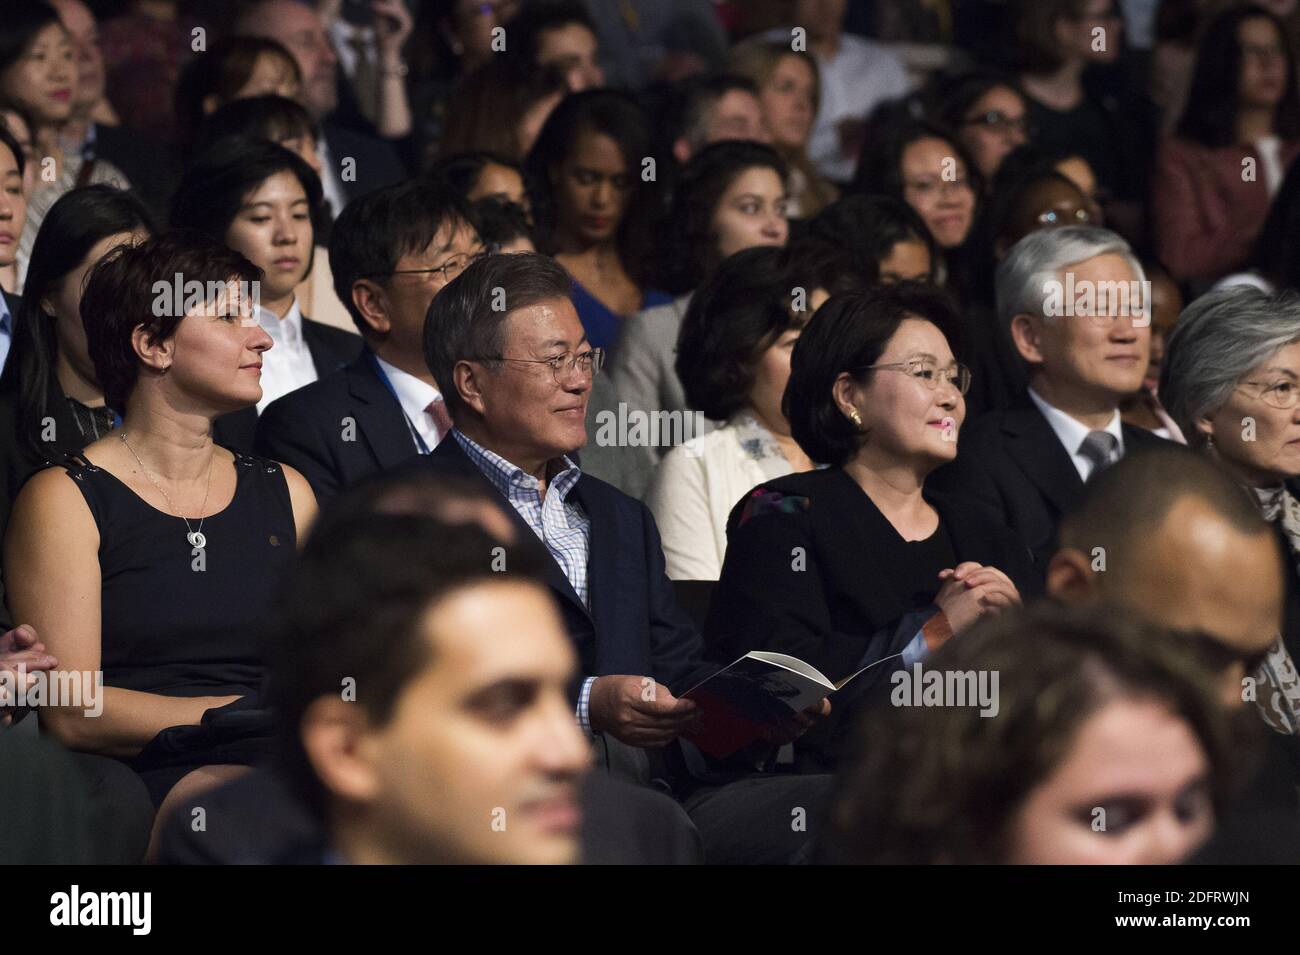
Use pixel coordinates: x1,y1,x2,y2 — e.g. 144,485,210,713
961,110,1034,138
1239,376,1300,410
369,249,492,284
862,356,972,395
478,347,606,382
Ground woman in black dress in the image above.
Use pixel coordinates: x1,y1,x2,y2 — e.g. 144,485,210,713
4,231,317,847
707,282,1035,771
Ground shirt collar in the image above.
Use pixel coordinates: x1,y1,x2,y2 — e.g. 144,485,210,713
257,298,303,344
1028,386,1124,456
373,354,442,421
451,428,581,502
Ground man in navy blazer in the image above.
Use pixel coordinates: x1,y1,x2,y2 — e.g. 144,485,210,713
256,180,478,501
419,250,833,863
932,226,1169,569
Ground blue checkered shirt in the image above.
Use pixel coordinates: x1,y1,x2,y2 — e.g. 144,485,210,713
452,430,599,731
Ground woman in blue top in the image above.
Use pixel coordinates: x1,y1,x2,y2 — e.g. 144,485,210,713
524,90,668,352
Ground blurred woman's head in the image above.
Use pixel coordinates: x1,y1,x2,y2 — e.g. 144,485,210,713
81,230,269,417
194,94,322,178
171,137,324,312
0,185,152,444
854,119,980,250
727,40,819,152
1013,0,1123,75
429,151,530,215
822,603,1235,864
1177,4,1300,147
439,59,568,163
937,72,1033,181
0,0,74,132
663,139,789,292
786,282,967,470
175,36,302,148
810,194,936,284
524,89,653,266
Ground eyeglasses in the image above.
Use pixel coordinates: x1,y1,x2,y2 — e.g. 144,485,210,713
1239,377,1300,410
479,347,605,381
373,250,489,284
961,111,1033,138
862,357,972,395
1038,206,1092,227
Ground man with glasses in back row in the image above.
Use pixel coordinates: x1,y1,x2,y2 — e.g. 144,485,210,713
256,178,485,502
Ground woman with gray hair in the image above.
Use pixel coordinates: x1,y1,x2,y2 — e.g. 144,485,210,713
1160,284,1300,736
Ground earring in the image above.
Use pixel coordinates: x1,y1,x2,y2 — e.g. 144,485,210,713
849,410,863,427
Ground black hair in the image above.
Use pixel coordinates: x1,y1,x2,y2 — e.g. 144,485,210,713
523,89,657,286
1176,4,1300,148
661,139,788,293
0,116,24,179
192,94,320,160
428,150,525,201
933,70,1027,136
1255,158,1300,290
0,186,154,454
852,116,984,208
809,194,937,284
785,282,964,467
507,0,599,73
0,1,62,81
174,35,303,149
329,177,477,336
170,135,324,269
662,72,761,155
469,197,535,250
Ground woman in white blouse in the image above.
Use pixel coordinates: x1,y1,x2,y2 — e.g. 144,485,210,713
647,239,863,579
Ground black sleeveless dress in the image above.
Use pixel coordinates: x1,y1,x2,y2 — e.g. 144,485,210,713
60,449,297,805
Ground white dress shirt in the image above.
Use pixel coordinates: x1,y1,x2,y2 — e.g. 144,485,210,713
373,354,449,451
1028,387,1125,482
316,139,349,223
256,299,319,413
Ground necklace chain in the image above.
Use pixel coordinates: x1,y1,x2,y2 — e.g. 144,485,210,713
118,432,214,550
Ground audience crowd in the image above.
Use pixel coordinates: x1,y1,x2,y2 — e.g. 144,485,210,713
2,0,1300,866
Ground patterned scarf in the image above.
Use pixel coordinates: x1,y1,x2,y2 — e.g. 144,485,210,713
1248,485,1300,735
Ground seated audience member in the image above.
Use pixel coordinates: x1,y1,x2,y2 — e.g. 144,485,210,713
663,73,770,167
193,96,351,331
991,143,1104,227
506,0,606,93
421,251,834,864
708,283,1034,772
761,0,910,185
988,169,1095,256
931,226,1166,568
1119,261,1184,441
1153,4,1300,284
809,194,935,284
821,604,1238,864
1047,444,1300,861
597,140,790,497
429,151,531,214
0,185,152,616
3,232,317,847
155,468,704,865
728,38,837,218
3,1,131,272
0,122,25,343
470,197,536,253
852,119,981,274
1050,444,1297,739
233,0,407,210
524,90,670,352
174,36,301,154
646,245,830,581
1160,286,1300,723
256,179,480,502
936,71,1033,184
171,137,362,451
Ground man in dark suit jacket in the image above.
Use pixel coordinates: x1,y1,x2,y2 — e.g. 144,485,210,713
932,226,1169,568
214,316,360,453
419,250,834,863
256,180,479,501
0,289,18,377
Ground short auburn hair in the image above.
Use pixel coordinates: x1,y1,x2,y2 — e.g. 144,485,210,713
81,230,261,413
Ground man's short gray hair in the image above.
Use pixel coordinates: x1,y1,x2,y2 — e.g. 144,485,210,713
995,225,1145,332
1160,285,1300,449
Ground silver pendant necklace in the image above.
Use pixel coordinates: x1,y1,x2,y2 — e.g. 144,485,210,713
119,432,214,549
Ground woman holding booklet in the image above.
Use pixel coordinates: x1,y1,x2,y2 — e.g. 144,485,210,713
706,283,1035,772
